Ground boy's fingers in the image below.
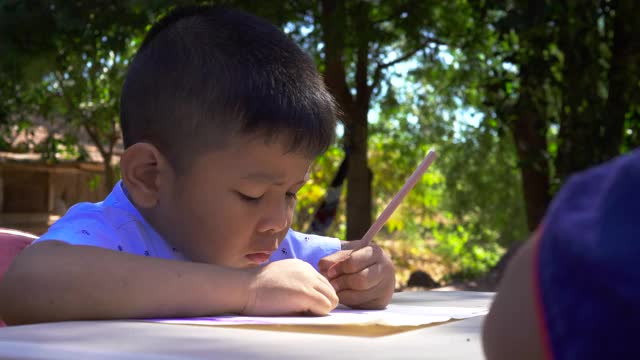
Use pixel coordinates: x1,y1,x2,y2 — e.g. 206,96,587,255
339,238,368,251
330,246,380,278
336,286,383,309
303,293,332,316
311,279,339,314
315,270,334,288
329,263,384,292
317,242,379,275
317,250,351,276
315,273,339,301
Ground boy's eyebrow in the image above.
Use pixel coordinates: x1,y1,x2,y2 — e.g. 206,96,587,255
242,172,309,186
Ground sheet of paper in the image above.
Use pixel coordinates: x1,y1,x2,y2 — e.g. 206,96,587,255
145,304,488,327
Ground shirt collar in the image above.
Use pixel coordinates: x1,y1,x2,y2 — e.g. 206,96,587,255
105,180,185,260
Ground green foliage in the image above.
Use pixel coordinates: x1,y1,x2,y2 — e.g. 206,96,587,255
3,0,637,283
432,223,503,281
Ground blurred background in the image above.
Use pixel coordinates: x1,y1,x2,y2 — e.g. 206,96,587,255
1,0,638,290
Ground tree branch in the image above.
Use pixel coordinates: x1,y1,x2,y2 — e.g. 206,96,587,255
371,0,419,25
381,37,445,69
369,36,445,93
82,122,106,160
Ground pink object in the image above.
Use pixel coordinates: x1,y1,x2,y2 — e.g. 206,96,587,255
0,228,37,327
355,149,437,250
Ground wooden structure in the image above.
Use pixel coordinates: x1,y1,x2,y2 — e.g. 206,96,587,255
0,153,110,236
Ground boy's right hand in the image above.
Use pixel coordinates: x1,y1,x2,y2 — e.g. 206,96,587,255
242,259,338,316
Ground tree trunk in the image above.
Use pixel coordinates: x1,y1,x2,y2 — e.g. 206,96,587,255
345,2,375,239
601,0,640,161
320,0,373,240
510,0,552,231
308,154,348,235
82,121,118,191
103,160,116,190
345,107,372,239
511,49,551,231
511,98,550,232
555,0,604,180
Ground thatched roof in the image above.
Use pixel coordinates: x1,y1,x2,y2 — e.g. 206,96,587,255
2,120,122,167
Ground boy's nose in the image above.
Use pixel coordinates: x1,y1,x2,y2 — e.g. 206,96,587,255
257,199,290,233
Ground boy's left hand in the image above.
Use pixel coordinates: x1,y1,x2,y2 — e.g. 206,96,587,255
318,243,395,309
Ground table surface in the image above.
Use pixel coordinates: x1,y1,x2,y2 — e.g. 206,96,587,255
0,291,494,360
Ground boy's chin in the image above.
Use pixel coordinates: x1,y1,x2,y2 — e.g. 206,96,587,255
241,263,264,269
194,253,270,269
210,258,267,270
240,259,270,269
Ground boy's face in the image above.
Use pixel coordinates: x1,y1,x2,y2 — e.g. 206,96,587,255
156,136,311,268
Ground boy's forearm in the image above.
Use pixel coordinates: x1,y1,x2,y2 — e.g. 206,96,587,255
0,241,250,325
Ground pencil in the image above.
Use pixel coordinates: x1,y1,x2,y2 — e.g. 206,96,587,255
353,149,437,251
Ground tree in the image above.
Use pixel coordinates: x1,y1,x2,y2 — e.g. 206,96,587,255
468,0,640,232
501,0,554,231
2,1,479,240
601,0,640,161
317,0,472,239
0,0,160,187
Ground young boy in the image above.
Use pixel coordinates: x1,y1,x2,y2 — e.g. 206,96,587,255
0,6,395,325
483,148,640,359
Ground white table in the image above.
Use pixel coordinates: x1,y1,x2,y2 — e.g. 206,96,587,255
0,291,494,359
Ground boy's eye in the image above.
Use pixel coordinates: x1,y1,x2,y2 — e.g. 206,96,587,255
236,191,297,202
237,192,263,202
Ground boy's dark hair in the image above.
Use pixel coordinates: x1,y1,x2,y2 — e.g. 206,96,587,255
120,5,336,172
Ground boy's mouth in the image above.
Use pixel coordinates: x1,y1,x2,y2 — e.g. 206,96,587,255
245,252,272,264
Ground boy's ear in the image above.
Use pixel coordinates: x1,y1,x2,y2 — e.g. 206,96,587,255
120,143,173,208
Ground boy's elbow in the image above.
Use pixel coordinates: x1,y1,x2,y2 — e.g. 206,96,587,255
0,242,64,325
0,304,28,326
0,275,61,326
0,268,33,325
